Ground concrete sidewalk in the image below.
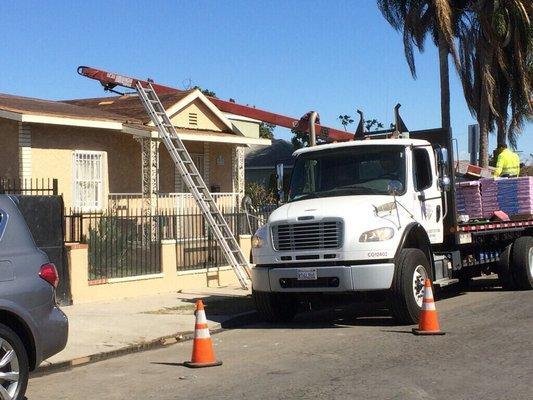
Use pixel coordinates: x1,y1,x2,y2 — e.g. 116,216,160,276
39,286,253,372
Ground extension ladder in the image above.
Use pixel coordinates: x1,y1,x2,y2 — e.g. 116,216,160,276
136,82,251,289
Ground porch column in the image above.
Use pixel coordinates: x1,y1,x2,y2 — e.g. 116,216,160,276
232,145,245,210
139,136,159,215
18,123,32,182
203,142,210,188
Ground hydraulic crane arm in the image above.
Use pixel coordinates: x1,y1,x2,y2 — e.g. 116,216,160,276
77,66,353,142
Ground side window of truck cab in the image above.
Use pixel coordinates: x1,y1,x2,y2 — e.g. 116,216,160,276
413,148,433,191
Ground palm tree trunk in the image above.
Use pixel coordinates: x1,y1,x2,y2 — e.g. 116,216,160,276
496,120,506,148
478,94,490,167
438,31,451,129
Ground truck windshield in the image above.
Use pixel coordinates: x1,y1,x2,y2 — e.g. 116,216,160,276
288,145,406,201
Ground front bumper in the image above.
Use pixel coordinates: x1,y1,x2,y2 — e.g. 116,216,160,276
252,263,395,293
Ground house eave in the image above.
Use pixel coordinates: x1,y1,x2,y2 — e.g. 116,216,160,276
0,109,123,130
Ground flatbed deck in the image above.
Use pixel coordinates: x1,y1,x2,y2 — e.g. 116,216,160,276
457,219,533,233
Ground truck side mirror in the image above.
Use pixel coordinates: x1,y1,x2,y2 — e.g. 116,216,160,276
276,163,285,204
439,176,451,192
435,147,451,192
387,180,403,195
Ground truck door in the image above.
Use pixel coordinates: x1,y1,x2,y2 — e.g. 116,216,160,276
412,147,444,244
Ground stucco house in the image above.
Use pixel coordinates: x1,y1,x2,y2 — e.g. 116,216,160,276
0,90,270,212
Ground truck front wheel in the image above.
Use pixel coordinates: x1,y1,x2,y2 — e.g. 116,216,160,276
390,249,432,325
253,290,298,322
511,237,533,290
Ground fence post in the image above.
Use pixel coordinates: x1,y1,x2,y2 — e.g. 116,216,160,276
52,179,59,196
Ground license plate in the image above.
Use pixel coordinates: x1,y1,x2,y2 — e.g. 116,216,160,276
297,268,318,281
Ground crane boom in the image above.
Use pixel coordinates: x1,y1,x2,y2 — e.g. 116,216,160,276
77,66,353,142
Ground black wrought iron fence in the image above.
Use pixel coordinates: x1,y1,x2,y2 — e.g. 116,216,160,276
0,178,58,195
65,209,162,280
64,206,274,279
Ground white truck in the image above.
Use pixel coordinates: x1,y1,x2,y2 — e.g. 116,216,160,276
250,127,533,324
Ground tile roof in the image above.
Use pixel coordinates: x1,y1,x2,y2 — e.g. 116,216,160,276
65,91,193,123
0,93,138,123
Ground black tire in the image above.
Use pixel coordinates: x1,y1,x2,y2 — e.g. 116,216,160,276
390,249,432,325
511,237,533,290
0,323,29,400
497,244,518,290
252,289,298,322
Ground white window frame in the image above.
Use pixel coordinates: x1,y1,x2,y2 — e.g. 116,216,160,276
72,150,105,212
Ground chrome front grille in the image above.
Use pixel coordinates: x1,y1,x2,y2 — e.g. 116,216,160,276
272,220,343,251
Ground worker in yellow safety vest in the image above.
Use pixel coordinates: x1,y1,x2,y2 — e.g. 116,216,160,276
493,144,520,177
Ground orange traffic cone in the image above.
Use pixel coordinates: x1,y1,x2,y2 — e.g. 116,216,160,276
184,300,223,368
412,279,445,336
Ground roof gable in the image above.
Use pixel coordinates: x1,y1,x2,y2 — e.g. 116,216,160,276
162,90,235,132
66,89,237,134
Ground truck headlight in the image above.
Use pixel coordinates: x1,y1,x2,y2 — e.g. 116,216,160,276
359,227,395,242
251,235,264,248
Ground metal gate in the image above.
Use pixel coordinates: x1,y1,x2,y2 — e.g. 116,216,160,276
15,196,71,305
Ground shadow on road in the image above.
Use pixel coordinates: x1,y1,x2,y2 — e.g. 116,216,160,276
224,276,506,331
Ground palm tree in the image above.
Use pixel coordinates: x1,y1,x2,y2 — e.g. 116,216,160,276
454,1,533,166
378,0,462,129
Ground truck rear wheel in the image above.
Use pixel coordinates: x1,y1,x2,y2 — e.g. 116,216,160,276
497,244,518,290
252,290,298,322
390,249,432,325
511,237,533,290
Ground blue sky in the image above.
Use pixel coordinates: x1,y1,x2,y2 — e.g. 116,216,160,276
1,0,531,161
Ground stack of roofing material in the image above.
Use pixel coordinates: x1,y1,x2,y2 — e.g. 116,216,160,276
497,177,533,217
456,181,483,220
480,178,499,218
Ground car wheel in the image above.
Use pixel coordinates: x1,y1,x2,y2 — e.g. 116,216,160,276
511,237,533,290
390,249,432,325
497,244,518,290
0,323,29,400
253,289,298,322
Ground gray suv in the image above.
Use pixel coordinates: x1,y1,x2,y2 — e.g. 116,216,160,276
0,195,68,400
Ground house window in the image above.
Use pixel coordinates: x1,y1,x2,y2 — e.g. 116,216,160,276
73,151,104,211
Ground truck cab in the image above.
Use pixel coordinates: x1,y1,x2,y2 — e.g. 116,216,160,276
252,137,451,323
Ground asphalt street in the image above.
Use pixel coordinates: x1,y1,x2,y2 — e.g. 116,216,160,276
27,281,532,400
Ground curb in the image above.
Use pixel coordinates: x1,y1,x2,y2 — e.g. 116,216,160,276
31,310,259,377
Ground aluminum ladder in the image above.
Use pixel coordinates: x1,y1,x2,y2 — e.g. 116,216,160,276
135,82,251,289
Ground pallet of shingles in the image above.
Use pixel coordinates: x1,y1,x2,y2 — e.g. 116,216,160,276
497,177,533,217
480,178,499,218
455,180,483,220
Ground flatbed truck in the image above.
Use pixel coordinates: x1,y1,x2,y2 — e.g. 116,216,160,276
251,127,533,324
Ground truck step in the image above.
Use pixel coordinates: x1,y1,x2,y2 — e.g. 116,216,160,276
433,278,459,288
